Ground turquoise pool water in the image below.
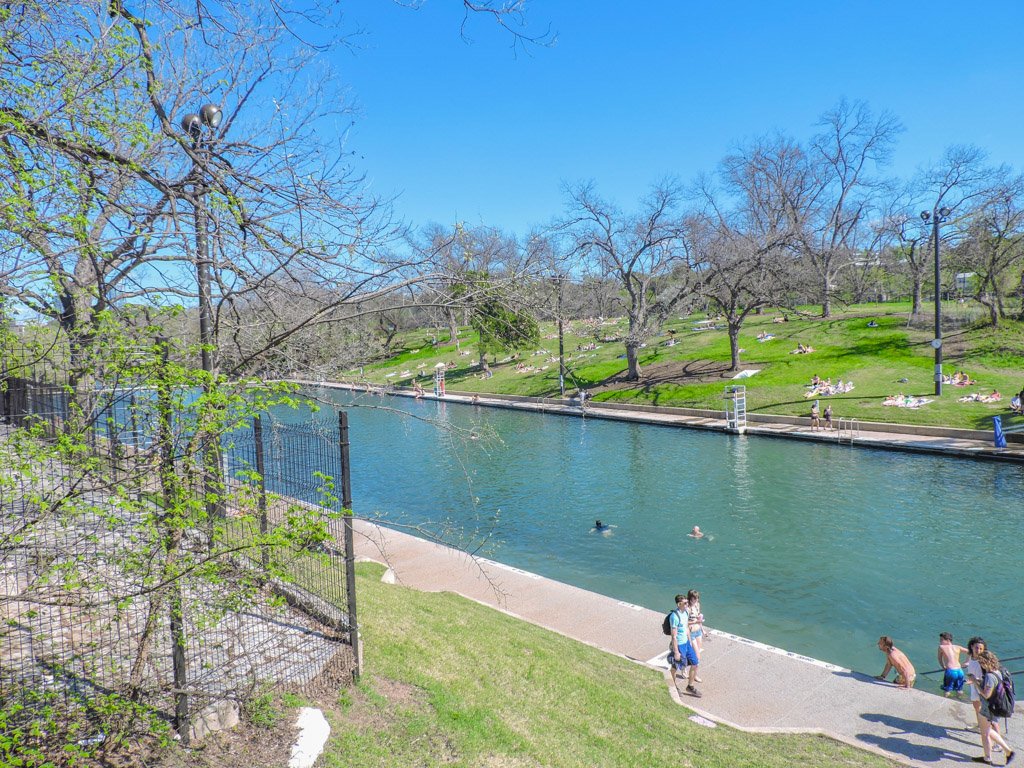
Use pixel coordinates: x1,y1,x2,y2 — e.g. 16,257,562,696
288,390,1024,679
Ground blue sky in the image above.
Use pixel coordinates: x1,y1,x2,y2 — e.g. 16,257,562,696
336,1,1024,237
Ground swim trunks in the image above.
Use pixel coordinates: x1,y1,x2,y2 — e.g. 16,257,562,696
895,673,916,688
942,667,966,693
667,641,699,670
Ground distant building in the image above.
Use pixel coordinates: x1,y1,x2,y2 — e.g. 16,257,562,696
954,272,976,295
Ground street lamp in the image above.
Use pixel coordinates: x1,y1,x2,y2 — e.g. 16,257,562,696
181,105,224,528
920,206,951,396
180,104,222,377
556,274,566,397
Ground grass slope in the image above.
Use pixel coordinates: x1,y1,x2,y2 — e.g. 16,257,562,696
352,303,1024,431
320,563,896,768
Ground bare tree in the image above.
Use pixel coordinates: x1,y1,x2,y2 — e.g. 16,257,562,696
875,181,933,314
694,159,798,370
799,100,903,317
561,181,696,380
0,0,550,400
952,172,1024,326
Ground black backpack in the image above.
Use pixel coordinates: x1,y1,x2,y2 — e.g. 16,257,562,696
661,609,681,636
987,667,1016,718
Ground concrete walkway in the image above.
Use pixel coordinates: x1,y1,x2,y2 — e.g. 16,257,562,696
303,382,1024,464
354,519,1022,768
452,390,1024,463
319,383,1024,765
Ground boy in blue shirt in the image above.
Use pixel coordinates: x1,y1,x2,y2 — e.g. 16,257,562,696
667,593,701,697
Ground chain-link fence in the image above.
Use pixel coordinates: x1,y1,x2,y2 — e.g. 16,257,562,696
1,354,359,751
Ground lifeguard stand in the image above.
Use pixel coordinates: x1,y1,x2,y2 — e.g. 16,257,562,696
433,364,446,397
723,385,746,434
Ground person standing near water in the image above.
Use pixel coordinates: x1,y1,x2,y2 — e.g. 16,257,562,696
667,593,701,698
967,649,1015,764
967,639,988,742
937,632,967,696
687,589,706,682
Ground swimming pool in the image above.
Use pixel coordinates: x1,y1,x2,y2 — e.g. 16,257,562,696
286,389,1024,678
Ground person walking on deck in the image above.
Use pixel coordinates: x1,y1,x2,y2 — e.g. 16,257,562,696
967,650,1016,765
667,593,701,698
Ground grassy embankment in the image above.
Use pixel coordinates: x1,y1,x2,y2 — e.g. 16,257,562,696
315,562,896,768
350,302,1024,431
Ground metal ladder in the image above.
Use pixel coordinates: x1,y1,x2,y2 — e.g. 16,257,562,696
836,417,859,443
433,366,446,397
724,385,747,434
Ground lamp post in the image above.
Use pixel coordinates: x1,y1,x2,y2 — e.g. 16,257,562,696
180,104,223,377
181,104,224,525
556,274,566,397
920,206,951,396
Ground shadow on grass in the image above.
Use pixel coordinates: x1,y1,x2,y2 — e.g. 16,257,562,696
591,359,737,398
831,334,926,361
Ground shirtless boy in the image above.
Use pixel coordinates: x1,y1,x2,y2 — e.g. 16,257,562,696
877,636,916,688
937,632,967,695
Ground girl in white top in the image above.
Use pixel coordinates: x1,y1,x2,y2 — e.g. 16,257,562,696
687,588,706,684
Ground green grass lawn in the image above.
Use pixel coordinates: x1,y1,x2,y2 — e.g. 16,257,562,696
318,562,896,768
349,302,1024,431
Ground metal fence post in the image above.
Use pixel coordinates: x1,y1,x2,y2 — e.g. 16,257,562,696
130,394,142,502
253,415,269,575
338,410,360,680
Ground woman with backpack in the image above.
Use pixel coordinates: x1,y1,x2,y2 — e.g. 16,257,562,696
967,650,1015,764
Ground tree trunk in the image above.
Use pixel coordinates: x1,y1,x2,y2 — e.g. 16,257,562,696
728,323,741,371
977,284,999,327
447,310,460,350
911,275,923,317
821,275,832,318
624,342,641,381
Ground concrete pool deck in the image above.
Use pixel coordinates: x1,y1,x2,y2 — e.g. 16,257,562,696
354,519,1023,768
301,382,1024,464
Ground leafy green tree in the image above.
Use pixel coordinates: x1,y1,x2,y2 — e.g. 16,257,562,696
0,322,345,758
470,278,541,368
